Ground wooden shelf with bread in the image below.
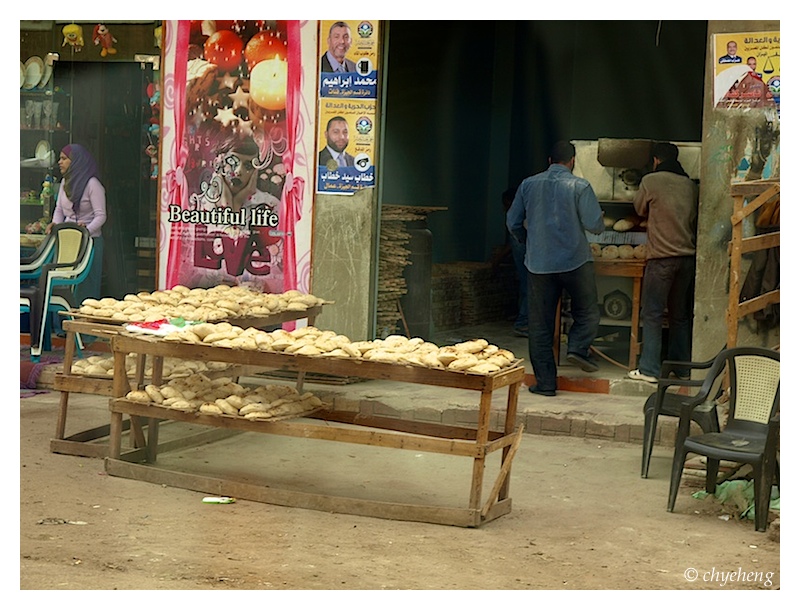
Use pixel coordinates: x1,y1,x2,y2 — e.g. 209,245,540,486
103,323,525,528
585,202,647,370
51,285,332,459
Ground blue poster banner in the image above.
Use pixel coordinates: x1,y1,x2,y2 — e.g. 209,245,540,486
319,70,379,99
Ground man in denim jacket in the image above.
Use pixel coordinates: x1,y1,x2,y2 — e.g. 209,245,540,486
507,140,605,396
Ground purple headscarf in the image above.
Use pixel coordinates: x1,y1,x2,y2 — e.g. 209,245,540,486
62,143,100,212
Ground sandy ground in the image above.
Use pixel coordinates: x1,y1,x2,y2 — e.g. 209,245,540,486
18,388,780,592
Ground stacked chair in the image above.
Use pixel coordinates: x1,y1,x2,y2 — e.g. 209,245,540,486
666,346,780,532
20,222,93,361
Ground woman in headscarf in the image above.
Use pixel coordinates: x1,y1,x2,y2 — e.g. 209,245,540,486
47,143,107,302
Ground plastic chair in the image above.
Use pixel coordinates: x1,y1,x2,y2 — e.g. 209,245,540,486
667,346,780,532
21,232,57,280
641,355,722,478
21,232,57,342
20,223,94,360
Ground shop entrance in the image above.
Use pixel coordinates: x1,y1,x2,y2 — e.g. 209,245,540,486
60,60,158,299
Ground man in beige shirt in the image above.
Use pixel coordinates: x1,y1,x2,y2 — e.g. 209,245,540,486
628,142,698,383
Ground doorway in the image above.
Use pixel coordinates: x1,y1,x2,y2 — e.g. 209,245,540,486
59,60,158,299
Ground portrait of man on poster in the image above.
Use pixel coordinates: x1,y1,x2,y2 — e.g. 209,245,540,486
318,116,355,169
321,21,357,73
719,40,742,64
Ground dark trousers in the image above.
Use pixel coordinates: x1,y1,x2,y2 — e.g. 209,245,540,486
75,235,104,304
527,262,599,391
638,256,695,378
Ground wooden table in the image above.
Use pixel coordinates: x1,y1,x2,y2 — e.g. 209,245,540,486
51,306,324,458
105,332,525,528
594,258,645,370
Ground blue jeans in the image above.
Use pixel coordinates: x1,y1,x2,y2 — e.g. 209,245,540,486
638,256,695,378
510,238,528,329
527,262,600,391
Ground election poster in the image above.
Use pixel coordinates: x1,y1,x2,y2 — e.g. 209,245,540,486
316,20,380,195
318,20,380,99
316,98,377,194
713,32,780,115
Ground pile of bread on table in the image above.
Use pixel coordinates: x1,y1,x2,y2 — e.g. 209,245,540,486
119,328,517,421
158,323,518,374
71,354,231,378
125,374,324,421
76,284,328,322
74,283,519,421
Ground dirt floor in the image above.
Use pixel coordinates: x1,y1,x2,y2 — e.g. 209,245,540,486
18,388,781,592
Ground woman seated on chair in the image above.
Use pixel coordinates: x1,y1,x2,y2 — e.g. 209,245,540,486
47,143,107,304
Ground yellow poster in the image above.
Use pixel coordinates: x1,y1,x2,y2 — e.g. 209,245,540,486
317,98,377,193
713,32,779,114
316,20,380,194
318,19,380,98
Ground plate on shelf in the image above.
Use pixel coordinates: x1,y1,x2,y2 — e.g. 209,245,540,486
35,139,51,160
20,61,25,88
23,56,44,90
38,62,53,89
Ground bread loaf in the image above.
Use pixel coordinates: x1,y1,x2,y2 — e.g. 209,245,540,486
601,245,620,259
612,218,636,232
618,244,635,259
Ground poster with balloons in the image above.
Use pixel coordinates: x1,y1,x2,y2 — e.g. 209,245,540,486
316,20,380,195
159,20,316,299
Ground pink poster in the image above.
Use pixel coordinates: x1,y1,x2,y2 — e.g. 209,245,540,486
159,20,309,294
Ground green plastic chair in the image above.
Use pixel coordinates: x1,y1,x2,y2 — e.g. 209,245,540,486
20,223,94,360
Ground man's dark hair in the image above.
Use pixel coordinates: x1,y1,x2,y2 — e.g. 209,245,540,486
652,141,679,162
326,116,348,131
550,141,576,164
